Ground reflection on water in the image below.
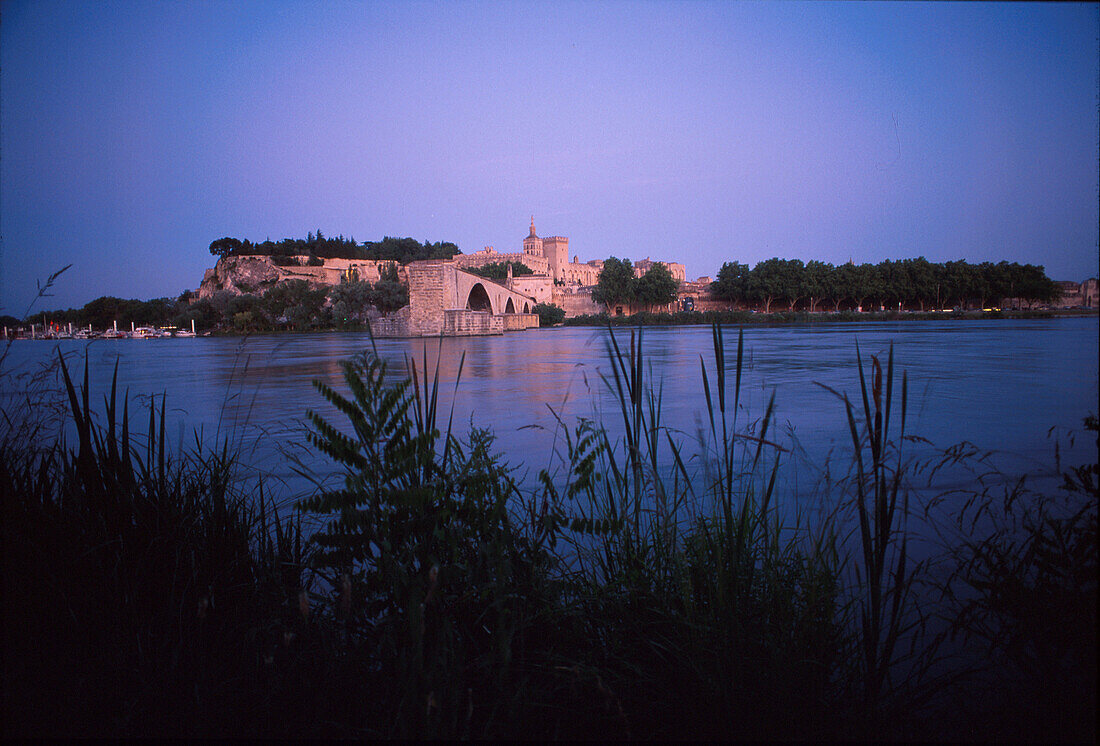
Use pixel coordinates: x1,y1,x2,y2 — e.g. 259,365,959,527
4,318,1097,504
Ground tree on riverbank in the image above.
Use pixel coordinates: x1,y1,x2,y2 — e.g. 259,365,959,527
533,302,565,326
594,258,679,312
592,257,636,311
634,262,679,310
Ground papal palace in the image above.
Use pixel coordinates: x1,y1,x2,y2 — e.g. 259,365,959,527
451,217,686,310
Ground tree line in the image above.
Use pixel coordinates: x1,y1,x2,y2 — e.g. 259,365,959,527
710,258,1062,313
592,258,680,310
209,230,460,264
24,265,408,333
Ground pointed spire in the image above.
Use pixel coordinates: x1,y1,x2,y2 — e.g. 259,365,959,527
528,215,537,238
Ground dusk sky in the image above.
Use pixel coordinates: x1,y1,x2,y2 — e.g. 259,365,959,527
2,0,1097,315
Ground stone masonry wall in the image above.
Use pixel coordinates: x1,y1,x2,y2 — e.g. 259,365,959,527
509,275,553,305
553,286,603,317
442,310,504,336
369,307,413,338
501,313,539,331
404,262,448,336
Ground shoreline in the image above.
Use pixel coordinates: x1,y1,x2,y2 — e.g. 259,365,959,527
560,306,1098,327
4,307,1095,340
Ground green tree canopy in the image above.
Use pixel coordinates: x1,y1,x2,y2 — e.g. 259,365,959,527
634,262,679,309
206,233,460,264
466,262,534,282
745,258,804,313
707,256,1063,313
370,264,409,315
533,302,565,327
711,262,751,306
592,257,637,310
209,237,242,259
804,260,834,312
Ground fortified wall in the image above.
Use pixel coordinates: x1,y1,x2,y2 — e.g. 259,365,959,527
1052,278,1098,308
552,286,603,317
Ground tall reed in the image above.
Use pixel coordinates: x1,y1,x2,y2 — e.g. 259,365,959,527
2,350,304,736
527,325,843,738
298,338,561,737
815,342,932,729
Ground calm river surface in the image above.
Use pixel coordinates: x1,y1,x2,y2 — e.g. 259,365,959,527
4,317,1097,509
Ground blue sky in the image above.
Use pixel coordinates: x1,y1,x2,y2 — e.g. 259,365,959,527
2,0,1097,314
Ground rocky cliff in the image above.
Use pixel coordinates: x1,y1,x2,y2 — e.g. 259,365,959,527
195,255,396,299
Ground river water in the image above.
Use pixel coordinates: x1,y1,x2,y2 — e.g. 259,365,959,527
3,318,1097,514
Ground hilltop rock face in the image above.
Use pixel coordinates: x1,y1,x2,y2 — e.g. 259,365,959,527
194,255,402,300
197,256,286,299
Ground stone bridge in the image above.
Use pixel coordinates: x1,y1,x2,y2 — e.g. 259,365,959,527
372,260,540,337
449,264,537,315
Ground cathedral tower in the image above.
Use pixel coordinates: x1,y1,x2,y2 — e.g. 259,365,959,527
523,216,542,258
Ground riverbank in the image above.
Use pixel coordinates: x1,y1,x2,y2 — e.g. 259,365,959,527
8,305,1093,341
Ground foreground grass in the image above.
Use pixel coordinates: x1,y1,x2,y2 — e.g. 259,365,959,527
2,330,1095,739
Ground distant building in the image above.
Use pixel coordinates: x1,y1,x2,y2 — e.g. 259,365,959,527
452,218,600,285
200,219,693,319
455,218,686,291
520,217,601,286
1053,278,1098,308
633,257,686,283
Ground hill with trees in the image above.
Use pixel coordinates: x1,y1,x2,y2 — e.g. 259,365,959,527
209,231,460,264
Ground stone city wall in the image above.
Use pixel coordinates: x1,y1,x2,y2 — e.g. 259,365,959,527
553,286,603,317
1052,278,1098,308
369,308,413,338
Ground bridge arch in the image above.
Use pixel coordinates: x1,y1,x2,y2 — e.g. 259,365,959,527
523,301,530,313
466,283,493,312
505,298,516,314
